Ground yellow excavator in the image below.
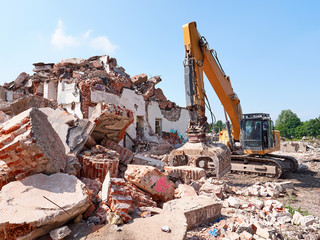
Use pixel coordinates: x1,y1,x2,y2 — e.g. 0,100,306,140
168,22,298,178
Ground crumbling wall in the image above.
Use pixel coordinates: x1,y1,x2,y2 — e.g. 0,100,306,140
147,101,189,144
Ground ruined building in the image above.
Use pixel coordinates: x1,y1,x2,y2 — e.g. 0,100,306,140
0,55,189,150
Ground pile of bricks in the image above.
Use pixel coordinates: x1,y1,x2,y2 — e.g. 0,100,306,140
104,177,133,222
79,145,120,181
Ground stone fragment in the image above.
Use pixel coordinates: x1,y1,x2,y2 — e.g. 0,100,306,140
249,199,264,209
300,215,316,227
239,230,253,240
200,182,223,199
227,232,240,240
256,223,276,239
226,196,241,209
163,196,222,230
125,164,175,202
41,108,95,155
175,184,198,198
0,173,90,239
131,73,148,85
49,226,71,240
132,154,164,170
0,108,66,184
14,72,29,86
274,181,294,192
292,211,303,225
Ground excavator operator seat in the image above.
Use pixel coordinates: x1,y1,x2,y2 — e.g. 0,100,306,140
241,113,275,151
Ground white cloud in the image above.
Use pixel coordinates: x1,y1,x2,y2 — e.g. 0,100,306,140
51,20,117,53
90,36,117,53
51,20,80,49
83,29,92,39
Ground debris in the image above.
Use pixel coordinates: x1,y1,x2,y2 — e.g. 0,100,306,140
161,225,171,233
0,108,67,187
163,196,222,230
49,226,71,240
0,173,90,239
125,164,175,202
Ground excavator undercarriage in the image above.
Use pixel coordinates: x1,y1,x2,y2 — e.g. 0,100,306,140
230,154,298,178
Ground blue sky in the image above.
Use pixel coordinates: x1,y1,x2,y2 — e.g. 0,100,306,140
1,0,319,123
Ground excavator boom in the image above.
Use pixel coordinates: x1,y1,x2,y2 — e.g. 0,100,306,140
183,22,242,142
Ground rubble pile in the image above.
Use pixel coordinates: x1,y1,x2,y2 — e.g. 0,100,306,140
186,179,320,240
0,54,319,239
280,138,320,162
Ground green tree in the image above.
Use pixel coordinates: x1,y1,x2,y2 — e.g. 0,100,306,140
275,110,299,126
275,110,301,138
304,117,320,137
295,124,306,139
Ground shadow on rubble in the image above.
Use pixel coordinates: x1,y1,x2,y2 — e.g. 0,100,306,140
21,173,77,193
282,169,320,189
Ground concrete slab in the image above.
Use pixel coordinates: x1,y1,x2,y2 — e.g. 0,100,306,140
0,173,90,239
163,195,222,230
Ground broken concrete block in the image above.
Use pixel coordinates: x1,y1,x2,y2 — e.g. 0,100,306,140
50,226,71,240
249,199,264,210
0,108,66,182
255,224,277,239
292,211,303,225
125,164,175,202
239,230,253,240
0,95,57,117
163,196,222,230
200,182,223,199
0,173,90,239
90,103,134,143
226,196,241,209
131,73,148,85
40,107,95,155
132,154,165,170
175,184,198,198
164,165,206,182
300,215,316,227
274,181,294,192
14,72,29,86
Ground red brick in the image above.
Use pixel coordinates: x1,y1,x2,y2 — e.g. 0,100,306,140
4,123,21,135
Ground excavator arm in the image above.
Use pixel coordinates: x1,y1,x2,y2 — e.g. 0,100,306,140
183,22,243,142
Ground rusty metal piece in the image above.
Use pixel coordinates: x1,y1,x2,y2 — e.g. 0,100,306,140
43,196,70,215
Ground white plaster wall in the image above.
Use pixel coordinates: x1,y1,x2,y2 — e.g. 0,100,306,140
147,101,189,140
44,81,58,100
57,81,80,105
57,81,83,118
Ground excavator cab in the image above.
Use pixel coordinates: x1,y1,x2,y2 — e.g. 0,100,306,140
241,113,276,154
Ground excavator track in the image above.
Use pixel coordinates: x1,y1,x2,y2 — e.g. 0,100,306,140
230,154,298,178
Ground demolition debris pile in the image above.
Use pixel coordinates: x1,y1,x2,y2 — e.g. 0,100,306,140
0,55,319,240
